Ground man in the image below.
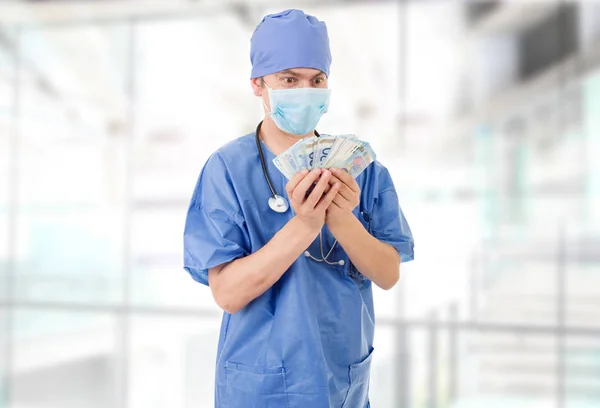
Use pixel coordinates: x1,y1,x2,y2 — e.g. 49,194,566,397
183,9,414,408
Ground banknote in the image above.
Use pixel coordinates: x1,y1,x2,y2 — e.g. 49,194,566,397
325,134,357,167
342,147,375,178
294,139,312,170
283,151,300,177
325,140,361,169
273,156,291,179
273,134,375,180
315,135,337,168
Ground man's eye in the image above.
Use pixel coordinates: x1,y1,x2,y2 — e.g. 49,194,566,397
314,77,324,84
284,77,296,84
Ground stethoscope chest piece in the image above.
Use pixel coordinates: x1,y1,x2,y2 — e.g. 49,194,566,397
268,194,289,213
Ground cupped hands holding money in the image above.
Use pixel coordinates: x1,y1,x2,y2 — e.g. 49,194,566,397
285,168,340,232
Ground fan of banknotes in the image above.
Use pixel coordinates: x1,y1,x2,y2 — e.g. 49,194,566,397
273,134,376,180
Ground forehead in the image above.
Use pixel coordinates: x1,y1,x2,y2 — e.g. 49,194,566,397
273,68,325,78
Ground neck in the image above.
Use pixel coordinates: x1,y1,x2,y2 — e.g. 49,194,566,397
259,117,314,156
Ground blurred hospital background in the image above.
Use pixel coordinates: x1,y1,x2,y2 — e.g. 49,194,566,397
1,0,600,407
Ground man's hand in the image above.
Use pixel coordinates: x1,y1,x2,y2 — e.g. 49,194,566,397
286,168,340,232
208,169,340,314
325,167,360,229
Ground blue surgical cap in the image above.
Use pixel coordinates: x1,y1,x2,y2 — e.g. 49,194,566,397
250,9,332,79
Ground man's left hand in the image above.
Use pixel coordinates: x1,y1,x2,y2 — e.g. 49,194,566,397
325,167,360,228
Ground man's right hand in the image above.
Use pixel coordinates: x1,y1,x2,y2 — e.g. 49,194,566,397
286,168,339,231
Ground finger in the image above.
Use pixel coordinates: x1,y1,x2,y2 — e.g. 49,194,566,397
293,169,323,202
304,182,315,197
331,194,347,208
316,182,340,211
304,169,332,209
328,176,352,201
285,169,310,197
330,167,359,193
327,198,342,209
336,167,360,193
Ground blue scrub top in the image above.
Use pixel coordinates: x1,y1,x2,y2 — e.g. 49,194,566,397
183,132,414,408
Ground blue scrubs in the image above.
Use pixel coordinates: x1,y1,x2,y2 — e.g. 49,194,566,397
183,132,414,408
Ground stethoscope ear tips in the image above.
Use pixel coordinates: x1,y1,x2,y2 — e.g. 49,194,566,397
338,260,345,266
304,251,311,257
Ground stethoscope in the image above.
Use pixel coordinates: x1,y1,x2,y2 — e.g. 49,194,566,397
255,121,344,266
255,120,298,214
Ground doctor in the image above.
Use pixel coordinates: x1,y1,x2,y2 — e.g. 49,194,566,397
183,9,414,408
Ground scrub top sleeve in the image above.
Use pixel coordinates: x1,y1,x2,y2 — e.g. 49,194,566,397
183,153,251,286
370,166,415,263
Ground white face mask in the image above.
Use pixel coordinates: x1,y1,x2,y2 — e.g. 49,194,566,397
262,86,331,136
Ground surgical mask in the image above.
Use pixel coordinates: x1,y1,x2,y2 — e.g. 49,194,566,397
262,86,331,136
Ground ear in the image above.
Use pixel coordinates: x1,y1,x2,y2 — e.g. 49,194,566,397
250,78,263,97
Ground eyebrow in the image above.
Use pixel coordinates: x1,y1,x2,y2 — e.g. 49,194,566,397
279,69,325,79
